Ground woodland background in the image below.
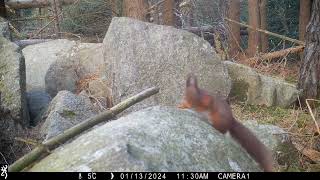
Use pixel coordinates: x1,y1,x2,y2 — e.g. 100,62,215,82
1,0,320,171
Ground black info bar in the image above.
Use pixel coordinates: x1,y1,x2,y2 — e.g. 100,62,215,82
2,172,320,180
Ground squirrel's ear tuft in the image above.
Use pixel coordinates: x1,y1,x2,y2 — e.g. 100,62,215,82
186,73,198,88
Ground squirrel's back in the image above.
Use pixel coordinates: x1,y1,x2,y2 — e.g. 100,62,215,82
179,73,274,172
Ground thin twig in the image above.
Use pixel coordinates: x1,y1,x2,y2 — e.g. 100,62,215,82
29,18,55,39
8,23,23,38
29,10,64,39
306,99,320,135
9,87,159,172
0,152,8,165
15,138,39,146
9,146,17,160
274,132,314,137
147,0,166,12
288,96,303,132
225,18,305,46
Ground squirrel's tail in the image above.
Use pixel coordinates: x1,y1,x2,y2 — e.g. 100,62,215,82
229,119,274,172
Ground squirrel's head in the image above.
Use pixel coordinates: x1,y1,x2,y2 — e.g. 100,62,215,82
185,73,201,105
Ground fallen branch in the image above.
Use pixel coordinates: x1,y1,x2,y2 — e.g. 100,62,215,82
10,15,52,22
9,87,160,172
29,17,56,39
14,39,53,48
225,18,305,46
7,0,77,9
183,26,248,36
246,46,304,62
8,23,23,38
147,0,166,11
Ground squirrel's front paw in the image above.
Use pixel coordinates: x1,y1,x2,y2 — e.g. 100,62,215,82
177,101,191,109
177,104,186,109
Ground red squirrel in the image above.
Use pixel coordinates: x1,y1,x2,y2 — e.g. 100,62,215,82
178,74,274,172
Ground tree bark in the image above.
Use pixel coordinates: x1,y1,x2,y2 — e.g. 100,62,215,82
51,0,62,38
111,0,118,17
179,0,194,28
298,0,320,102
247,0,260,57
0,0,6,17
227,0,241,59
163,0,175,26
260,0,268,52
123,0,149,21
299,0,312,60
6,0,75,9
299,0,312,42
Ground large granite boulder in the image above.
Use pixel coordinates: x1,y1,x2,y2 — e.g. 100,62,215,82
103,17,231,113
39,91,98,141
0,36,29,126
22,39,76,91
29,106,295,172
0,18,10,40
0,29,29,163
44,43,106,97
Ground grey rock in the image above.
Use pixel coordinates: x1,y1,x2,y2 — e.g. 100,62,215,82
0,36,29,126
0,34,29,164
40,91,98,141
27,91,52,126
103,17,231,113
45,60,78,98
29,106,292,172
23,39,77,91
224,61,300,108
45,43,105,97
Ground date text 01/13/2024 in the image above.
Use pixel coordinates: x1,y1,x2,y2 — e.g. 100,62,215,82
119,173,210,180
119,172,250,180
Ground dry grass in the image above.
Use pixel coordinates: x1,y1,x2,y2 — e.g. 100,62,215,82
232,49,320,171
75,73,100,94
238,55,300,84
231,102,320,171
225,44,320,171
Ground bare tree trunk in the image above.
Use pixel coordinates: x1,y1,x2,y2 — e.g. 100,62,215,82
298,0,320,102
247,0,260,57
163,0,175,26
123,0,148,21
299,0,312,60
260,0,268,52
227,0,241,59
51,0,62,38
0,0,6,17
111,0,121,17
179,0,194,28
299,0,312,42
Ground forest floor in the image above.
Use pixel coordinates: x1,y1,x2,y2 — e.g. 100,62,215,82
238,54,300,84
9,18,320,171
233,56,320,172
